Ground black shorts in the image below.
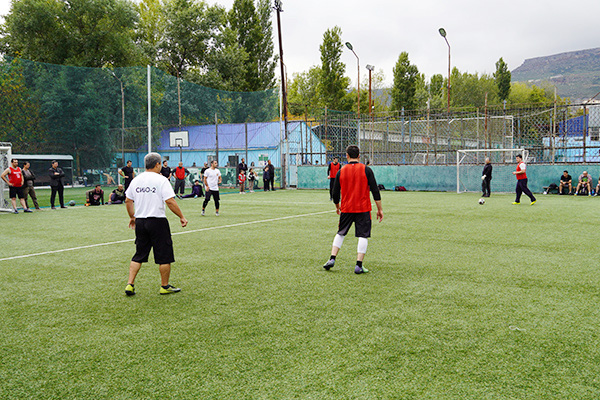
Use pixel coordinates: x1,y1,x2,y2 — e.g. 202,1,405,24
337,212,372,238
9,186,24,199
132,218,175,264
205,190,220,202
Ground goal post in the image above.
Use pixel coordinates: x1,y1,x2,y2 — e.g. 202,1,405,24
456,148,528,193
0,142,12,212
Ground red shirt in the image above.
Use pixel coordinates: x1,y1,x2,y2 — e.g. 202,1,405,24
238,173,246,183
516,162,527,180
8,167,23,187
328,162,341,179
175,167,187,180
339,163,371,213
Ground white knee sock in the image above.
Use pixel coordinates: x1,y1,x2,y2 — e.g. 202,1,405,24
357,237,368,254
333,234,345,249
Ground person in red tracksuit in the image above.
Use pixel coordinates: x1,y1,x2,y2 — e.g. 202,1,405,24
327,157,341,201
322,146,383,274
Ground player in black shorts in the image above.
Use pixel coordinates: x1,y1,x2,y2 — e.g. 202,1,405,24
322,145,383,274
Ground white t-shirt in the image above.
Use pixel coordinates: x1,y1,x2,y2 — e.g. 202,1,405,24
204,168,221,191
125,171,176,218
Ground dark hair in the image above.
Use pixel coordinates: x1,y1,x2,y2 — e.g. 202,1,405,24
346,145,360,159
23,161,30,166
126,160,132,164
51,160,57,164
564,170,568,173
516,154,522,159
10,158,17,163
95,184,101,188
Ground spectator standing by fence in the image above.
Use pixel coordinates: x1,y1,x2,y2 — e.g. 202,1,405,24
160,160,172,180
120,160,135,191
49,160,66,209
1,158,31,213
22,161,40,210
174,162,189,198
267,160,275,191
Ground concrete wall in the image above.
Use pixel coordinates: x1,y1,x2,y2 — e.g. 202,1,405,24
298,164,600,193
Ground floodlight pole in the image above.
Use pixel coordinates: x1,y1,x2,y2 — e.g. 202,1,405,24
439,28,451,115
346,42,360,118
366,64,375,162
274,0,288,189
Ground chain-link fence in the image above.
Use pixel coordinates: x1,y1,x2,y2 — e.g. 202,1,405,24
292,103,600,167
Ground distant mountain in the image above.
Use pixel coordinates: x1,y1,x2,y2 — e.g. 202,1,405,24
511,48,600,102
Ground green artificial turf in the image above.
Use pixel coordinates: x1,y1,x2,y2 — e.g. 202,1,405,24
1,190,599,399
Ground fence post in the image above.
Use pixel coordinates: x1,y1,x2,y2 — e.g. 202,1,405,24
583,104,587,163
215,113,219,165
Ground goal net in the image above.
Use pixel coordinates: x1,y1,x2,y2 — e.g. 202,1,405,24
0,143,12,212
456,148,528,194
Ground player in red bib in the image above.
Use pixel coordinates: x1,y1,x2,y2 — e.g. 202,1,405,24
512,154,536,205
1,158,31,213
327,157,341,201
322,145,383,274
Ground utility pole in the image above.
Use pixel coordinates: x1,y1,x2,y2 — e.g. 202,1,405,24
274,0,287,189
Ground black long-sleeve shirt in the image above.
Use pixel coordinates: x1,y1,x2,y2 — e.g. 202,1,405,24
482,163,493,180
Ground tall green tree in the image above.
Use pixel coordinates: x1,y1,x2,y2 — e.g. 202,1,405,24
1,0,139,67
494,57,511,101
391,52,420,111
287,66,322,115
228,0,276,91
319,26,349,111
156,0,224,77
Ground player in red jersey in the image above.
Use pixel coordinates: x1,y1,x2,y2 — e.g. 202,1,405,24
1,159,31,213
512,154,536,205
322,146,383,274
327,157,341,201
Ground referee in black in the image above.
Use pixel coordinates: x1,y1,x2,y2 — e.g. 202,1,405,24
124,152,188,296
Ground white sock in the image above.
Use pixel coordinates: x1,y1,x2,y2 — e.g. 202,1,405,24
333,234,345,249
357,237,368,254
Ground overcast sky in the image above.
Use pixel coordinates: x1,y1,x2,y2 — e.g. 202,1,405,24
2,0,600,87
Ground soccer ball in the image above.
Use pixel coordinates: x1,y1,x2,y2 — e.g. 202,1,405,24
68,200,76,206
478,198,485,205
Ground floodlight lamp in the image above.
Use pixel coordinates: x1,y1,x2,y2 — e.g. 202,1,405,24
438,28,447,38
274,0,283,11
366,64,375,71
345,42,353,51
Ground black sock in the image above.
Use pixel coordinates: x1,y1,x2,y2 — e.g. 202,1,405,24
330,255,336,261
356,261,363,267
162,285,169,289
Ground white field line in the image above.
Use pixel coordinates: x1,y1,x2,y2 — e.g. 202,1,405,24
0,209,335,262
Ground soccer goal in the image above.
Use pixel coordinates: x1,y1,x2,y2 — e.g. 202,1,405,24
0,142,13,212
456,148,528,193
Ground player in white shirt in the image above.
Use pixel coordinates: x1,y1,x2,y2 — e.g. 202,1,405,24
202,160,222,216
124,153,188,296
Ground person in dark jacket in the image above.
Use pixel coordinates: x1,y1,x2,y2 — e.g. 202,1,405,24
22,161,40,209
263,166,270,191
267,159,275,191
48,160,66,209
481,157,492,197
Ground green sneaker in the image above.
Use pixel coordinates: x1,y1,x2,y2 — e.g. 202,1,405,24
354,265,369,274
125,284,135,296
159,284,181,295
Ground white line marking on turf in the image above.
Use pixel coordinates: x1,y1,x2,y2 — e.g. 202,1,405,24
0,209,335,262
